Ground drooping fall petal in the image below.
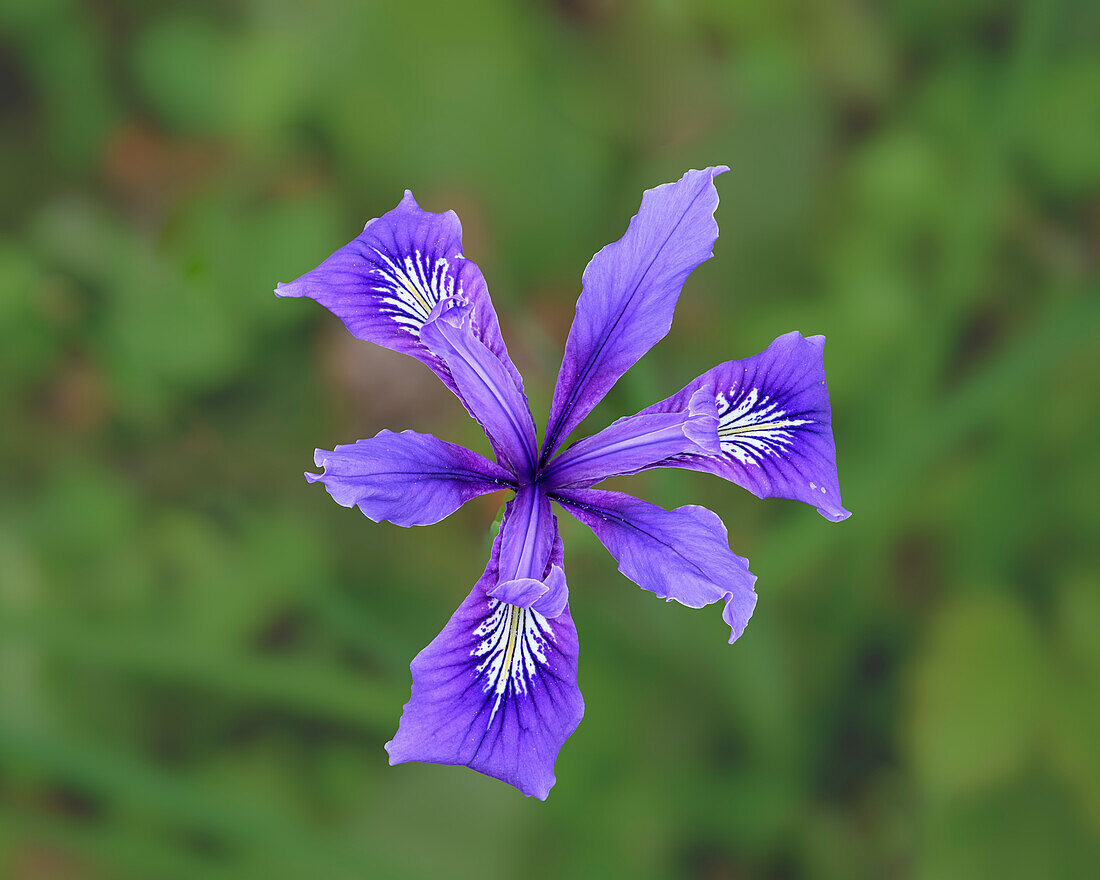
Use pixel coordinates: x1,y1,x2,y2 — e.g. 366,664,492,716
636,332,850,521
276,190,525,406
386,524,583,799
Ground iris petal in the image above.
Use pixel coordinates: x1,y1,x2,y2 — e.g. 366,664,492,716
276,190,525,411
306,429,513,527
552,487,757,643
541,167,728,464
541,387,719,489
386,526,583,799
490,485,569,618
636,332,850,521
421,299,539,478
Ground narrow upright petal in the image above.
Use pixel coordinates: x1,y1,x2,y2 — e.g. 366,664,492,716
488,485,568,617
421,299,539,478
540,167,728,464
487,564,568,619
552,488,757,643
541,388,719,490
637,332,850,521
276,190,524,397
386,526,583,799
306,429,514,527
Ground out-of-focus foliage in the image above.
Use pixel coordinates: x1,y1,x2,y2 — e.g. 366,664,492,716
1,1,1098,878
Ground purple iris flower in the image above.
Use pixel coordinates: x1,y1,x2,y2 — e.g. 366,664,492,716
277,167,849,799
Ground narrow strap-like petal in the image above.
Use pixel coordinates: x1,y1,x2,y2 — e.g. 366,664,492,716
636,331,850,522
540,388,719,490
386,525,583,799
276,190,525,401
421,299,539,478
540,167,728,465
552,487,757,643
487,564,568,619
488,485,568,617
306,429,514,527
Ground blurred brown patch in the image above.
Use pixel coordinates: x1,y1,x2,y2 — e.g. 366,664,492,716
268,163,330,200
944,302,1008,388
680,842,748,880
473,488,510,521
423,186,493,266
253,607,306,653
44,786,101,820
320,324,455,434
0,42,33,120
37,276,84,330
527,284,577,342
9,847,88,880
102,122,222,218
973,7,1018,54
839,97,883,144
650,86,729,154
547,0,623,28
891,530,942,612
44,352,110,432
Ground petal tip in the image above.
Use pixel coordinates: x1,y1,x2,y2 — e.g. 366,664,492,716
723,588,758,644
487,577,549,609
819,505,852,523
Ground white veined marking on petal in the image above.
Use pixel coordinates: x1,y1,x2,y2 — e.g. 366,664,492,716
370,247,458,336
471,598,553,726
714,387,813,467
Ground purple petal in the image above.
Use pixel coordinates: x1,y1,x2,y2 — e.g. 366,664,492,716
489,485,569,618
540,167,728,464
638,332,850,522
421,299,539,478
552,488,757,643
541,387,719,490
386,526,583,799
306,429,513,527
487,565,567,618
495,485,554,585
530,566,569,618
276,190,524,397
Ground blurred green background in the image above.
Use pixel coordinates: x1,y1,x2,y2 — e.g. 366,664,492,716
2,0,1098,878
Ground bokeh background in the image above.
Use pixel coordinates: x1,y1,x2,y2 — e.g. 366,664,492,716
2,1,1099,878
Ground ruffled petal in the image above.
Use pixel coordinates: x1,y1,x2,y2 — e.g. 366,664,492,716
637,332,850,521
540,167,728,464
552,487,757,643
386,526,583,799
306,429,514,527
276,190,524,398
421,299,539,478
540,388,719,490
